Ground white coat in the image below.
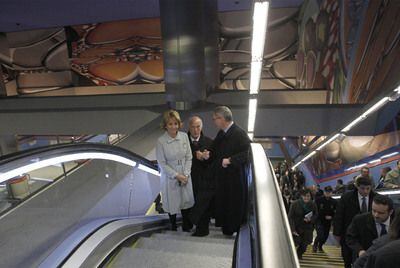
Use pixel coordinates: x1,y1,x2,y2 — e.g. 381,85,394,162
156,131,194,214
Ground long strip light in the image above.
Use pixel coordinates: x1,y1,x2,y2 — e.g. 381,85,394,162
250,61,263,94
302,151,316,162
292,85,400,170
249,1,269,95
247,1,269,139
251,1,269,60
342,97,390,132
248,98,258,132
316,133,340,151
0,152,138,183
381,152,399,159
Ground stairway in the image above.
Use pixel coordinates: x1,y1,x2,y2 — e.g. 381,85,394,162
110,227,235,268
300,245,344,268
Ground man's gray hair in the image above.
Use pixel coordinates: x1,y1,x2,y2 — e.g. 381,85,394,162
214,106,233,122
189,115,203,127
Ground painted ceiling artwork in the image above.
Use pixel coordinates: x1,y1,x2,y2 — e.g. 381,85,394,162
0,0,397,100
69,18,164,86
218,8,298,91
0,28,72,94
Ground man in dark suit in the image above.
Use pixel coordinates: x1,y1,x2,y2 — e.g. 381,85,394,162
333,176,376,268
207,106,251,235
187,116,213,236
346,194,394,263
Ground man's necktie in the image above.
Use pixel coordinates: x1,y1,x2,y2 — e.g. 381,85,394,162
361,197,367,213
380,223,387,236
192,140,199,147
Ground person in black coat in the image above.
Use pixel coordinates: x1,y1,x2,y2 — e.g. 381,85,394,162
333,176,376,268
187,116,214,236
346,195,394,263
364,239,400,268
313,186,336,252
354,208,400,268
288,189,318,259
207,106,251,235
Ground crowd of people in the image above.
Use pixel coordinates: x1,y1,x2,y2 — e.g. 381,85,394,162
155,106,250,237
277,161,400,268
152,104,400,266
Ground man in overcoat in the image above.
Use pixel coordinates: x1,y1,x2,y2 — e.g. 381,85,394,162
208,106,251,235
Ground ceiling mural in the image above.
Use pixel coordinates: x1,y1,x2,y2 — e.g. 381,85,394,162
296,0,349,103
69,18,163,86
0,28,72,95
345,0,400,103
219,8,298,90
0,1,397,100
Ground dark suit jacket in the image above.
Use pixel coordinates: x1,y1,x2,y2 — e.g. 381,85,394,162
188,132,213,224
365,239,400,268
333,189,376,238
346,212,378,255
354,235,391,268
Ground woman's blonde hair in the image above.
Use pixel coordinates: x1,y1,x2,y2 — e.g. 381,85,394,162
161,110,183,130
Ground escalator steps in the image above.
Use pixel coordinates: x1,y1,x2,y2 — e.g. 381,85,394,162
151,233,233,244
300,245,344,268
111,231,234,268
135,236,234,257
112,248,231,268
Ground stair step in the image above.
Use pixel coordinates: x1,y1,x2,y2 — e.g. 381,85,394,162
151,233,234,245
135,237,234,258
163,230,235,240
112,247,231,268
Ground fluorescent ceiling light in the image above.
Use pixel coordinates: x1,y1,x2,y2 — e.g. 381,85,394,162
362,97,389,117
345,163,367,171
249,61,263,94
251,1,269,61
316,133,340,151
0,152,137,184
334,189,400,198
248,132,254,140
341,116,366,132
248,98,258,132
138,164,160,176
342,97,390,133
291,161,302,170
302,151,316,162
368,159,381,164
381,152,399,159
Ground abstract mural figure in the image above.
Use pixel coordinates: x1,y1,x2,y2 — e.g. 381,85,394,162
70,18,163,86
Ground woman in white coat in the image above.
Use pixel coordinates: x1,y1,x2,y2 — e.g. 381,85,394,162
156,110,194,231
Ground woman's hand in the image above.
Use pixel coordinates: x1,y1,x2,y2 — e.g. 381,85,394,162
176,174,188,185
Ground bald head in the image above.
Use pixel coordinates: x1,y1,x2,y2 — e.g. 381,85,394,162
189,116,203,139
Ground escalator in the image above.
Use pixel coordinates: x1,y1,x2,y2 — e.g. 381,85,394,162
301,246,343,268
109,226,234,268
0,142,299,268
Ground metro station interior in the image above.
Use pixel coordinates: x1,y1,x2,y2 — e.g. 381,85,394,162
0,0,399,267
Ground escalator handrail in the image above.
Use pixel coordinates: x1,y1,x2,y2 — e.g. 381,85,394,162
249,143,300,268
0,142,158,170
